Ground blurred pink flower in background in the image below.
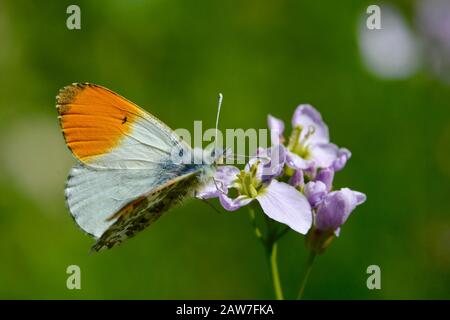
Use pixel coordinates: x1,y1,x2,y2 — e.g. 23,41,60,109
416,0,450,83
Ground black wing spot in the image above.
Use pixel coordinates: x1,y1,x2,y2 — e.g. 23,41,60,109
121,116,127,124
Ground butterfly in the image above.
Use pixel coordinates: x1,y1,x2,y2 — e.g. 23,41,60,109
56,83,224,252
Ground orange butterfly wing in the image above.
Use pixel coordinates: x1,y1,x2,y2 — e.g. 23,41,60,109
56,83,145,163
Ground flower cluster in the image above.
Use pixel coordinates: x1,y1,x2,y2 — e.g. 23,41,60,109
197,104,366,252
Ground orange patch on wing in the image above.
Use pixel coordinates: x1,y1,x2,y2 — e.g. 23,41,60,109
56,83,145,162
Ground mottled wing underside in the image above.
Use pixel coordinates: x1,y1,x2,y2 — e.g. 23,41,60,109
91,172,201,252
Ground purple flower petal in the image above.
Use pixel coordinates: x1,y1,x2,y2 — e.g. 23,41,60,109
333,148,352,171
247,145,286,182
196,182,222,199
309,142,340,169
315,188,366,231
219,194,253,211
289,169,304,188
215,165,240,187
196,165,239,199
291,104,329,144
268,114,285,145
256,180,312,234
315,167,334,191
304,181,327,207
286,150,314,170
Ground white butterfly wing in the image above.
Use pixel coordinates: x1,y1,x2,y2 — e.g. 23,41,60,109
65,164,157,238
57,83,201,240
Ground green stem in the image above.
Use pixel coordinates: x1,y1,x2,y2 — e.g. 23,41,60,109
248,206,263,241
297,251,316,300
248,207,284,300
267,242,284,300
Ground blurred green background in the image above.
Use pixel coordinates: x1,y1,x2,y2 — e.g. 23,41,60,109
0,0,449,299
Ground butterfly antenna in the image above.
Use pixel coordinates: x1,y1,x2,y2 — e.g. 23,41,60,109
214,93,223,152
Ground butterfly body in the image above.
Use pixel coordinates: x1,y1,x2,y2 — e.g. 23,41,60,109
57,83,218,251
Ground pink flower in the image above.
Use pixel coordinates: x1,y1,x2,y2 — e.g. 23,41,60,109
268,104,351,172
197,146,312,235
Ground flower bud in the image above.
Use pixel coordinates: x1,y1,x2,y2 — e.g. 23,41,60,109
304,181,327,207
315,188,366,231
315,167,334,191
